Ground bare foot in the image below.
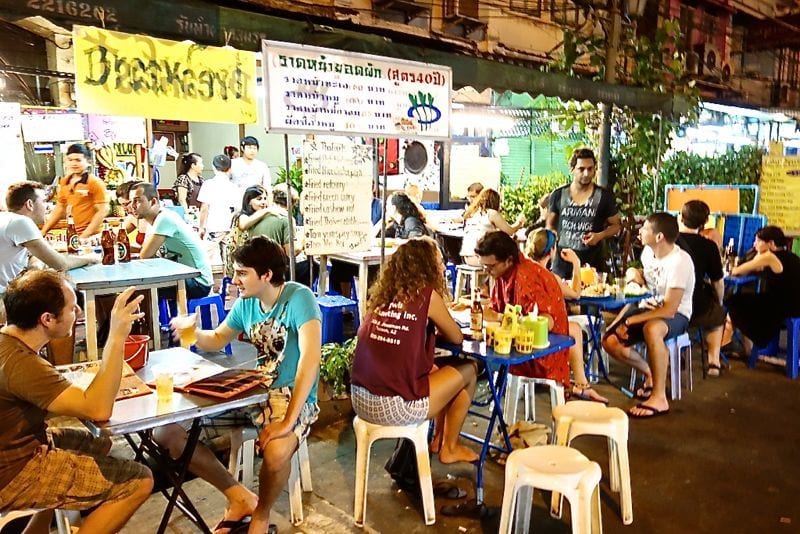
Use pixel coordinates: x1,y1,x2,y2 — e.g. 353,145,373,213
430,432,443,454
438,444,479,464
571,383,609,404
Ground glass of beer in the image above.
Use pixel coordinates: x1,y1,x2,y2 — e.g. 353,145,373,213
156,373,173,402
179,326,197,349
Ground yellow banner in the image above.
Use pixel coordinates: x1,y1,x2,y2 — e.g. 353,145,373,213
73,26,257,124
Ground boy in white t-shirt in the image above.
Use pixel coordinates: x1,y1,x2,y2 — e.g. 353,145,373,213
602,212,695,419
230,136,272,192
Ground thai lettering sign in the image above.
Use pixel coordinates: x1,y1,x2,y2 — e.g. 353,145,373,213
301,137,374,255
73,25,257,123
262,40,452,139
760,156,800,235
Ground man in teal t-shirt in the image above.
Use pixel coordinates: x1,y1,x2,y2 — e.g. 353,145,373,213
170,236,321,534
131,183,213,298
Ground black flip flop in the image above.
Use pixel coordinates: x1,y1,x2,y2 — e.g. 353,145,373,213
214,516,251,534
440,499,497,519
634,386,653,401
707,364,721,377
628,403,670,419
433,481,468,499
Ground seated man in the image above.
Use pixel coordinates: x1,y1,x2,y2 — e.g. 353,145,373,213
171,236,321,534
0,272,152,533
676,200,725,377
130,183,212,300
474,230,571,387
602,213,695,418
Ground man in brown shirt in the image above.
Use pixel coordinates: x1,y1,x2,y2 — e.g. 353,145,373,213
41,143,109,239
0,271,152,532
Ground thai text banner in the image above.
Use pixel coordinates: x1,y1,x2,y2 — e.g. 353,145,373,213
73,25,257,123
760,156,800,234
262,40,452,139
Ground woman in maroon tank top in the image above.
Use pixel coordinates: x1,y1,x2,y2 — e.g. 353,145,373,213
351,238,479,464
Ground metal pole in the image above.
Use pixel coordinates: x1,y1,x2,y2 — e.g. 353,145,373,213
598,0,622,188
654,114,663,213
284,134,296,281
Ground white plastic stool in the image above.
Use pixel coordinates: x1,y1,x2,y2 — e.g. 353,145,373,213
629,333,693,401
229,427,312,525
0,509,70,534
498,445,602,534
552,400,633,525
352,416,435,527
454,264,488,300
504,375,565,426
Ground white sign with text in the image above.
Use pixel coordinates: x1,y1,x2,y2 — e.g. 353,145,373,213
0,103,27,208
301,137,373,255
262,40,451,139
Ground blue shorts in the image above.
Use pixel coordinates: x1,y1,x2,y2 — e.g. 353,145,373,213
605,306,689,347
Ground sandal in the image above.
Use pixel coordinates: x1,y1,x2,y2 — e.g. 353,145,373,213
569,383,609,404
707,364,721,377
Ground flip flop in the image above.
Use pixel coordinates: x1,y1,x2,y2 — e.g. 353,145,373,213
707,364,721,377
628,403,670,419
433,481,468,499
569,385,609,405
214,516,251,534
634,386,653,401
440,499,497,519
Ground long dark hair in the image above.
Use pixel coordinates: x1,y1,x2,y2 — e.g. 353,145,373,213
179,153,202,175
241,185,267,216
391,192,425,223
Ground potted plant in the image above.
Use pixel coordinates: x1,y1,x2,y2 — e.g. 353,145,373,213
319,337,357,400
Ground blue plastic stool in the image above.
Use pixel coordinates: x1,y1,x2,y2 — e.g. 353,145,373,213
187,293,232,355
445,262,457,297
748,317,800,379
317,294,359,344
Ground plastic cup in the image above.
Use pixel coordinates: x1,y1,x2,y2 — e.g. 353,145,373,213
494,329,513,355
156,373,173,402
179,327,197,349
484,322,500,347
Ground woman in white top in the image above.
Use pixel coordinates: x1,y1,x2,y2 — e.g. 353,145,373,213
460,188,525,266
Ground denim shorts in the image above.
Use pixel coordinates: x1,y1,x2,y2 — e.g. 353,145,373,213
605,306,690,347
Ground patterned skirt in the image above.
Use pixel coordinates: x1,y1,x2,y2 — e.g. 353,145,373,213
351,385,430,426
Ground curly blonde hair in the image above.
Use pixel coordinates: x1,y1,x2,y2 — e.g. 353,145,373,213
366,237,450,313
463,188,501,219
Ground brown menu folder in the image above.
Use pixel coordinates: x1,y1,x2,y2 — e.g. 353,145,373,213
181,369,268,399
56,361,152,401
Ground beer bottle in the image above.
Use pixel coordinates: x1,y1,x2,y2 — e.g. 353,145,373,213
470,288,484,340
116,227,131,263
724,238,736,273
101,223,115,265
66,215,79,254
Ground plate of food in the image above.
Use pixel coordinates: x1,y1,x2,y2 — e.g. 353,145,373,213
624,282,648,297
580,283,614,299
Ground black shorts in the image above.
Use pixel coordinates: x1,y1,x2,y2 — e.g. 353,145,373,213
690,299,726,330
604,306,690,347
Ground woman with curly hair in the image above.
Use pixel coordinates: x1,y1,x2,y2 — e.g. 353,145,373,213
351,237,479,464
460,188,525,266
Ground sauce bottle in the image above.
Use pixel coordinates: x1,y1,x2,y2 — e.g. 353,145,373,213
66,215,79,254
470,288,484,340
116,227,131,263
101,223,115,265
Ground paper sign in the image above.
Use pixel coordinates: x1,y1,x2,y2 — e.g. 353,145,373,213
760,156,800,234
0,102,26,208
73,25,257,124
262,40,452,139
20,108,85,143
87,114,146,147
301,137,374,255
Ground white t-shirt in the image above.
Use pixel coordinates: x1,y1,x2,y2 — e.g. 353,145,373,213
197,174,241,234
230,158,272,190
640,245,695,319
0,212,42,293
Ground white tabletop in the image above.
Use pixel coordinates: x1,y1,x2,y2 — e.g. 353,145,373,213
68,258,201,290
84,348,267,437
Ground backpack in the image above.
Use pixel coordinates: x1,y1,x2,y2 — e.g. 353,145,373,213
224,213,248,278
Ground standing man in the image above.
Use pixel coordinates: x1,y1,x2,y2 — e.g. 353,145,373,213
171,236,321,534
602,213,695,418
676,200,726,377
41,143,109,239
231,136,272,191
130,183,212,300
0,275,153,532
547,147,621,278
198,154,240,242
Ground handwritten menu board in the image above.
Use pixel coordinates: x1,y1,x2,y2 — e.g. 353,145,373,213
301,137,373,255
20,108,85,143
759,156,800,235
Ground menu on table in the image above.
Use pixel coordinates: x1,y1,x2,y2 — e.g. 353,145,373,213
57,361,152,401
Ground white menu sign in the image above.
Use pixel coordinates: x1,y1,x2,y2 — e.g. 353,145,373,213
0,103,26,208
87,114,147,147
301,137,373,255
262,40,451,139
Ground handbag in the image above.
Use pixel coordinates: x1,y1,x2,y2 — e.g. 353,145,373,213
384,438,419,492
